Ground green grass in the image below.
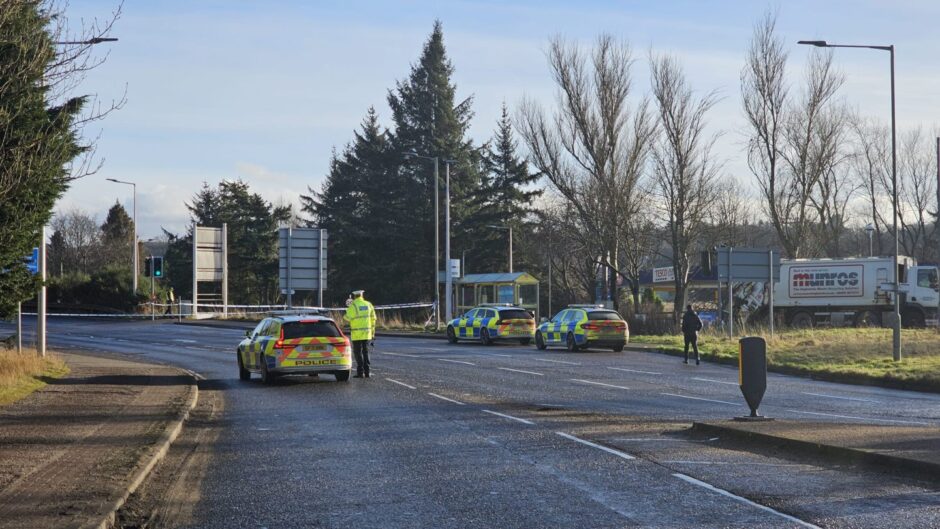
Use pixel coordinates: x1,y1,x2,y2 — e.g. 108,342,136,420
632,328,940,392
0,349,69,406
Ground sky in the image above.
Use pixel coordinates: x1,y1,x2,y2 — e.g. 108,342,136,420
57,0,940,239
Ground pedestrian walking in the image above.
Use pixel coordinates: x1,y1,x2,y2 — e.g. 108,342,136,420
344,289,376,378
165,287,175,315
681,304,703,365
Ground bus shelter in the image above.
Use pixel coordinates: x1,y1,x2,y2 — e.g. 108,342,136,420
456,272,540,319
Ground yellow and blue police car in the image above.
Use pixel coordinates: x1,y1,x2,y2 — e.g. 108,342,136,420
237,314,352,384
446,304,536,345
535,305,629,352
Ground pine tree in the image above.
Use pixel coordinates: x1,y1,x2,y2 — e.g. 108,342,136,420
100,201,134,265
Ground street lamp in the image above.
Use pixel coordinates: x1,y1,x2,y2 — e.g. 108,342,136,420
53,37,119,45
799,39,900,361
486,225,513,273
865,223,875,257
106,178,137,295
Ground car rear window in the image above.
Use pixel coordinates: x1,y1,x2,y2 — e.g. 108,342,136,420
498,309,532,320
282,321,341,339
588,311,623,321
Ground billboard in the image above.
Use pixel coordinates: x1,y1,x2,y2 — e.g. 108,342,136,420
787,264,864,298
653,267,675,283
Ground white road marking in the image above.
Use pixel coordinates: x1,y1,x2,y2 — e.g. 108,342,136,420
438,358,477,366
499,367,544,376
417,347,447,352
428,393,466,405
386,378,416,390
673,473,822,529
555,432,635,460
785,409,930,425
486,353,513,358
607,367,661,375
571,379,630,390
173,339,198,343
692,377,738,386
665,461,808,467
482,409,535,425
661,392,738,406
613,438,686,442
383,351,422,358
532,358,581,366
800,392,879,403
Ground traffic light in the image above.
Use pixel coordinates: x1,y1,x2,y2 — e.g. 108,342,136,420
152,256,164,278
144,256,152,277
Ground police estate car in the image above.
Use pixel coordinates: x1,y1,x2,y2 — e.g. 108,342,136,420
535,305,629,352
446,304,536,345
237,315,352,383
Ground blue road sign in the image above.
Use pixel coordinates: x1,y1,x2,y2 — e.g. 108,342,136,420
25,248,39,275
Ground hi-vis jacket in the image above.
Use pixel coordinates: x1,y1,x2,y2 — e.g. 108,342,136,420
345,298,376,341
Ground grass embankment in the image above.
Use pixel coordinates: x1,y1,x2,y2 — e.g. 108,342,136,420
633,328,940,392
0,349,69,406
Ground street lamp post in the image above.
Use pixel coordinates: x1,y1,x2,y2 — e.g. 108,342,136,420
865,223,875,257
106,178,137,295
798,39,901,361
487,225,513,273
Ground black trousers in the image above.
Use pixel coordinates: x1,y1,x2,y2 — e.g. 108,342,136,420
353,340,371,375
683,332,699,360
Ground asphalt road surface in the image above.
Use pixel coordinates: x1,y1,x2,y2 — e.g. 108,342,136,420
5,317,940,528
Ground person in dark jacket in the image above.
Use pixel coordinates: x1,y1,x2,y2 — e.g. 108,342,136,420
681,304,703,365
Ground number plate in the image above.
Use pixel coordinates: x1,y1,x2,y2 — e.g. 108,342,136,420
301,344,327,352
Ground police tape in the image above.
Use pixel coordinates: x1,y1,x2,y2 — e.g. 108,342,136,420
21,302,435,318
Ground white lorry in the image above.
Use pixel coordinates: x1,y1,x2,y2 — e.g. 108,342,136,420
773,256,939,328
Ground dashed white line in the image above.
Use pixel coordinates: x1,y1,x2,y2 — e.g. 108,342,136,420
785,409,929,425
498,367,544,376
438,358,477,366
428,393,466,405
555,432,635,460
661,392,738,406
383,351,422,358
386,378,416,390
531,358,581,366
672,473,822,529
692,377,738,386
607,367,661,375
486,353,513,358
571,379,630,390
800,392,879,403
482,410,535,425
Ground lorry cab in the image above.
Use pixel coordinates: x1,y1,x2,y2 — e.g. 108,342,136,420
904,265,940,326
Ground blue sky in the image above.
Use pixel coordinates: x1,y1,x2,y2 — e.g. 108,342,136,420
60,0,940,238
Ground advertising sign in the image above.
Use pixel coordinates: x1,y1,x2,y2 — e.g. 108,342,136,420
653,266,675,283
788,264,864,298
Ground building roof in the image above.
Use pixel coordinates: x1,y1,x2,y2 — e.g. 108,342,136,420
458,272,539,284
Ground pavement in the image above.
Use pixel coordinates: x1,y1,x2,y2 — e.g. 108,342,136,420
0,351,197,529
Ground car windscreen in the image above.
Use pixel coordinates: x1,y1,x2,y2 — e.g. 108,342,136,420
587,311,623,321
498,309,533,320
282,321,341,339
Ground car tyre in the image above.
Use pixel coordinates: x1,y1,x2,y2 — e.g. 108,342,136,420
481,328,493,346
612,344,624,352
447,326,458,344
260,356,276,385
237,352,250,381
519,338,531,346
566,332,578,352
535,331,547,350
335,370,350,382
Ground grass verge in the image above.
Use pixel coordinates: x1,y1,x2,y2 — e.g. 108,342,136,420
632,328,940,393
0,349,69,406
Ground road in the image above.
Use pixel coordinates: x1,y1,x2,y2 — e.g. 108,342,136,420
4,317,940,528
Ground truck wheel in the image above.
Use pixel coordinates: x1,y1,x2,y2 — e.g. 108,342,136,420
790,311,814,329
855,310,881,327
903,310,926,328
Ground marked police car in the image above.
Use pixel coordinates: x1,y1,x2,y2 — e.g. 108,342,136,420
446,304,536,345
237,314,352,384
535,305,629,352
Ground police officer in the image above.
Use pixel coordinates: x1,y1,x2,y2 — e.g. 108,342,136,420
344,289,376,378
681,304,703,365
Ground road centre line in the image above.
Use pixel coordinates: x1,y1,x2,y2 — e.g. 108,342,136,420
382,351,422,358
661,393,738,406
571,379,630,390
438,358,477,366
482,410,535,425
531,358,581,366
672,473,822,529
785,409,930,425
607,367,662,375
498,367,544,376
800,392,879,403
386,378,416,390
486,353,513,358
555,432,635,460
692,377,738,386
428,393,466,405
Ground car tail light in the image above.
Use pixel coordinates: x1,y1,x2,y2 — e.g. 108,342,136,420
274,328,284,349
583,323,599,330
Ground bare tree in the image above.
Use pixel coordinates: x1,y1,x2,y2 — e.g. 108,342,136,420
707,177,754,247
850,116,892,255
649,53,721,323
50,208,104,275
897,128,938,261
518,34,654,309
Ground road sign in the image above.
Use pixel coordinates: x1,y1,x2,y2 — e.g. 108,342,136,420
450,259,461,279
717,247,781,281
193,224,228,316
279,228,328,306
25,247,39,275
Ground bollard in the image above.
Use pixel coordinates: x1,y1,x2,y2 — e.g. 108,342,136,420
735,336,773,421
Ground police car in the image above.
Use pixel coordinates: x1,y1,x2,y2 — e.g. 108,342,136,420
237,315,352,383
446,304,536,345
535,305,629,352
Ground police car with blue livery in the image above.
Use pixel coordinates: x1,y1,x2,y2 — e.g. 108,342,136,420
446,304,536,345
535,305,629,352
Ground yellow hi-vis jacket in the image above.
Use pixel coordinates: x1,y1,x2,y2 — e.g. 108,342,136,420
344,297,376,341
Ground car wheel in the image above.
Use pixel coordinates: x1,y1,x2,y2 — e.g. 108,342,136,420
260,356,276,385
237,351,251,381
612,344,624,353
519,338,531,346
790,311,814,329
481,328,493,346
566,332,578,352
335,370,350,382
447,326,458,344
535,331,547,350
